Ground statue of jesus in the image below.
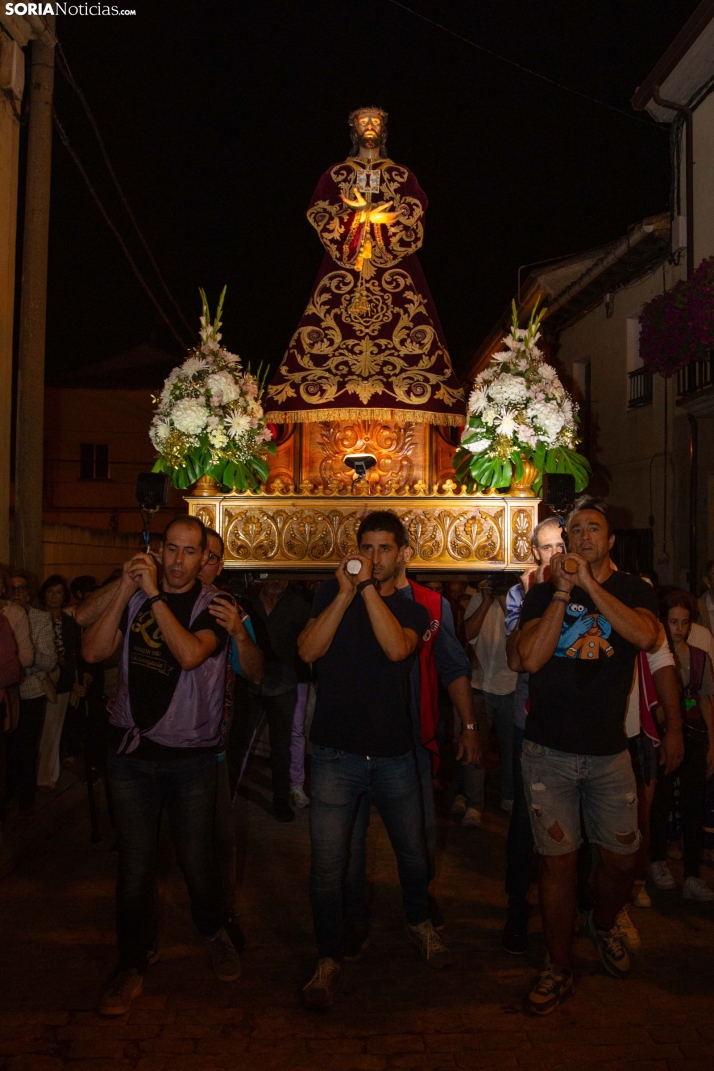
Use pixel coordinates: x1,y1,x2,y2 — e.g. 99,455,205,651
265,107,465,427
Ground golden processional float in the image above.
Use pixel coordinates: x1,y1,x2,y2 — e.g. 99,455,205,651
186,109,538,573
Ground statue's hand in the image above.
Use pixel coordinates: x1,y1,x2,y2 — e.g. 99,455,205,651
341,189,368,210
341,191,398,227
368,201,399,226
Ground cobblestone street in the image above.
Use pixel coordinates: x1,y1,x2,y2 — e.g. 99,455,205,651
1,762,713,1071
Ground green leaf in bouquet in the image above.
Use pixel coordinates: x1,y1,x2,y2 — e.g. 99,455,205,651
534,441,546,474
233,464,248,492
206,460,225,481
252,456,270,481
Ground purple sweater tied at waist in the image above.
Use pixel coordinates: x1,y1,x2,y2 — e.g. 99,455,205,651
109,584,226,754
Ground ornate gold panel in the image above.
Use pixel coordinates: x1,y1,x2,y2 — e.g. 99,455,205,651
189,487,535,571
193,503,215,529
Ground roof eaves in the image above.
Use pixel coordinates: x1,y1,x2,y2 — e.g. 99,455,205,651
631,0,714,114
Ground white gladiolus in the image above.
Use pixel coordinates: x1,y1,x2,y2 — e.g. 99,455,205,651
172,397,209,435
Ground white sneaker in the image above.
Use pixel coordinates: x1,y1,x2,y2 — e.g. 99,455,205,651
450,794,467,818
302,958,342,1009
613,907,641,950
461,807,482,827
208,928,241,982
405,919,452,969
290,785,310,809
631,882,652,908
682,876,714,901
501,799,514,815
650,860,676,890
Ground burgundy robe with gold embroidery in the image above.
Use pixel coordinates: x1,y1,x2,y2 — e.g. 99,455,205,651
265,158,465,426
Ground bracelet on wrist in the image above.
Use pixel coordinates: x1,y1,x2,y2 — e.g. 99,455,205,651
146,592,164,607
551,591,570,604
462,723,476,731
357,578,378,595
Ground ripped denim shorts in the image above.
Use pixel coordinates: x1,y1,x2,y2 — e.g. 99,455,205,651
520,740,640,856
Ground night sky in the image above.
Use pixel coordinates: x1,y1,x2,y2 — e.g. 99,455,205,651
44,0,700,384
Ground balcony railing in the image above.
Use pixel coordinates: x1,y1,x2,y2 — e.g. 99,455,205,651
628,367,653,409
676,357,714,397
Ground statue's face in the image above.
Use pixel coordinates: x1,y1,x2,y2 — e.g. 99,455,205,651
354,111,383,150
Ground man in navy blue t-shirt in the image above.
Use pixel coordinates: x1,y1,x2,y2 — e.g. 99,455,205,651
298,510,452,1008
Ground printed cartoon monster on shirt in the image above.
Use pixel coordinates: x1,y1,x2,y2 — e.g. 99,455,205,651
555,602,614,661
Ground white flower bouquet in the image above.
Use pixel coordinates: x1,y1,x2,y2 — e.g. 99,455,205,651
151,288,275,491
454,302,590,494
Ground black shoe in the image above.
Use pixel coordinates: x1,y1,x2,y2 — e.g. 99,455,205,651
273,797,295,823
224,913,246,955
428,895,445,931
502,914,529,955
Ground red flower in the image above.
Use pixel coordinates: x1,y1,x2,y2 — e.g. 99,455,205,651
640,256,714,377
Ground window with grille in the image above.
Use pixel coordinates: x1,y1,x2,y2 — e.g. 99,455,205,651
79,443,110,480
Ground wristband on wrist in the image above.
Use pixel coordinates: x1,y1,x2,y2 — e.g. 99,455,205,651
552,591,570,604
146,592,164,607
462,723,476,731
357,578,378,595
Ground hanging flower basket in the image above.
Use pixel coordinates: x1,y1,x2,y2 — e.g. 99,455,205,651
454,302,590,495
150,288,275,491
639,255,714,378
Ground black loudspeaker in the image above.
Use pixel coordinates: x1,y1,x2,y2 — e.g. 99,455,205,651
135,472,171,511
611,529,655,575
135,473,171,551
541,473,576,515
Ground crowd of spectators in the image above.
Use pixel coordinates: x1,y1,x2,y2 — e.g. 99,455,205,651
0,501,712,1018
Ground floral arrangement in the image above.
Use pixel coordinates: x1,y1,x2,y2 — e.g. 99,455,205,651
639,255,714,377
151,288,275,490
454,302,590,494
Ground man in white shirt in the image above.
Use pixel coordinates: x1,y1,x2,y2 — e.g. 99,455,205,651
464,574,518,812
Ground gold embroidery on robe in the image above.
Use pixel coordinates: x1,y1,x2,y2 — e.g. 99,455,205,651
267,268,463,412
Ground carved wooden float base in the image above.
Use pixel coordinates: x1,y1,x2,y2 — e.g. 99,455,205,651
187,487,537,571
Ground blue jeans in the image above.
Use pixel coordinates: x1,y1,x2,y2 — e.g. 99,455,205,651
213,755,236,919
505,726,534,916
107,749,224,971
345,745,435,926
309,745,430,959
485,691,516,802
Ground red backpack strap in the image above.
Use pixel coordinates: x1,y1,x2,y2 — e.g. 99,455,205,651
408,581,442,770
